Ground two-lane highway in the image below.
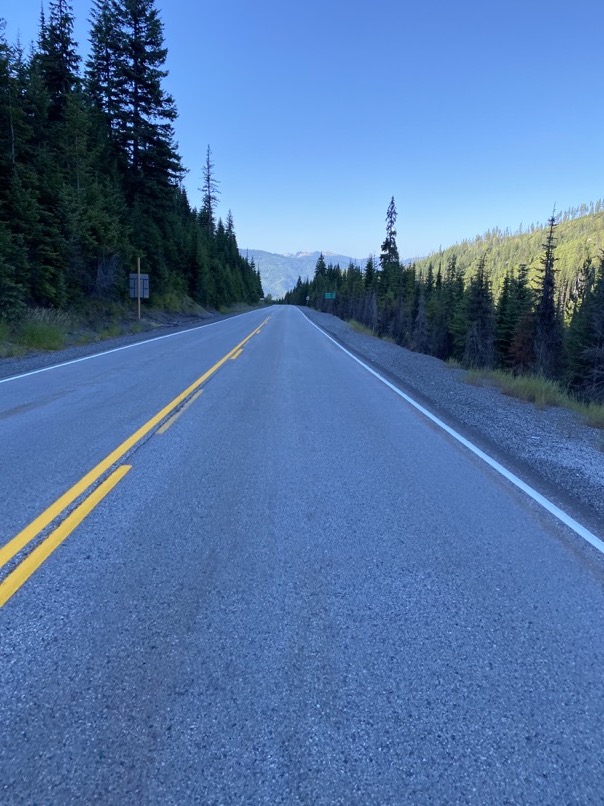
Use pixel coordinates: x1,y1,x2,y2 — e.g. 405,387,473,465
2,305,604,803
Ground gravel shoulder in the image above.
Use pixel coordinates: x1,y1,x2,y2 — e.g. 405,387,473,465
302,307,604,537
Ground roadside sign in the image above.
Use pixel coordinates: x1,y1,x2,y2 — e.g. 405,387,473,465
324,292,336,300
129,273,150,299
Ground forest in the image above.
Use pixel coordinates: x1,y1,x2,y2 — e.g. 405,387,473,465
0,0,263,324
282,199,604,405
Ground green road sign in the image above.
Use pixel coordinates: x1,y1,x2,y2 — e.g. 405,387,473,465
324,292,336,299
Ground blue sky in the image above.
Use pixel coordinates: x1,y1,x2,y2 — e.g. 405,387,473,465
2,0,603,260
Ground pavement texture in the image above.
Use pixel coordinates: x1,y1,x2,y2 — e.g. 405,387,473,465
1,305,604,804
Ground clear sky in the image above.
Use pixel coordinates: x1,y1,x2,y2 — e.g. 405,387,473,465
2,0,604,260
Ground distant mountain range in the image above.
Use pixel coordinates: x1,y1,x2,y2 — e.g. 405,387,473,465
239,249,363,299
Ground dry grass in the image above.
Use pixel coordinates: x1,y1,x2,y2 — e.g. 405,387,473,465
17,308,73,351
465,369,604,429
347,319,375,336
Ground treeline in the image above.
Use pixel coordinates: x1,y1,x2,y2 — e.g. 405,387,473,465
283,198,604,404
0,0,262,321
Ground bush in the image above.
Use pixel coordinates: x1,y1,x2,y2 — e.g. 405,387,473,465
17,309,72,351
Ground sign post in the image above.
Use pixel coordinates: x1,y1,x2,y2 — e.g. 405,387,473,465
137,256,141,320
129,260,150,318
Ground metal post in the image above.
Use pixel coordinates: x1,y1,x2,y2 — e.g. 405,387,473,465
137,256,141,321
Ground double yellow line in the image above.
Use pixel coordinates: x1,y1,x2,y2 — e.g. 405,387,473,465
0,317,269,607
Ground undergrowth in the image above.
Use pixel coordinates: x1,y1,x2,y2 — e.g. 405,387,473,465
17,308,73,351
465,369,604,429
348,319,375,336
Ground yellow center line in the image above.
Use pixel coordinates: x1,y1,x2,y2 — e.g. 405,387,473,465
158,389,203,434
0,318,269,571
0,465,132,607
230,349,244,361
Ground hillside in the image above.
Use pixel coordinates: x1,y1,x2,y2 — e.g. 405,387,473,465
413,203,604,298
282,202,604,403
239,250,362,299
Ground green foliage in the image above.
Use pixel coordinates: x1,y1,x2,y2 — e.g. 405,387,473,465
533,217,563,379
579,403,604,430
467,370,566,407
17,307,71,350
465,368,604,429
347,319,375,336
286,200,604,405
0,4,262,324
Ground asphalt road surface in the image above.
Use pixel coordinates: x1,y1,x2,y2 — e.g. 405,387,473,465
2,305,604,804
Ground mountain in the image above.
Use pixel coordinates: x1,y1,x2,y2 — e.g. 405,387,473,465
239,249,363,299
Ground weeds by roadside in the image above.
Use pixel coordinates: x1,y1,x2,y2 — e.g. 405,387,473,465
0,298,260,359
464,369,604,429
16,308,73,351
348,319,375,336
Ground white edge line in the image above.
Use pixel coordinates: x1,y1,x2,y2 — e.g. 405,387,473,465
0,308,264,386
299,309,604,555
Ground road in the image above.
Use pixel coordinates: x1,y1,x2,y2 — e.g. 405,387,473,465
1,305,604,804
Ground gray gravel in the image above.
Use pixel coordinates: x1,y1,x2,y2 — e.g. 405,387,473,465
302,308,604,532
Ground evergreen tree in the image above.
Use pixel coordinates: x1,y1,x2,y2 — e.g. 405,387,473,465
199,144,219,235
462,255,495,369
411,284,428,352
495,264,535,370
37,0,81,121
533,215,563,378
364,255,376,290
379,195,400,295
110,0,182,194
567,254,604,401
86,0,124,135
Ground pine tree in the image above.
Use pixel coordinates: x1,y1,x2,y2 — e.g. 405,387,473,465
379,196,400,295
86,0,124,134
533,215,563,378
567,255,604,402
495,264,535,370
109,0,182,194
462,255,495,369
199,145,219,236
364,255,376,290
411,284,428,353
37,0,81,122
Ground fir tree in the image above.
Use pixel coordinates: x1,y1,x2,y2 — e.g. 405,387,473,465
86,0,124,134
462,255,495,369
533,215,563,378
37,0,81,121
199,145,219,235
567,254,604,401
379,196,400,295
110,0,182,193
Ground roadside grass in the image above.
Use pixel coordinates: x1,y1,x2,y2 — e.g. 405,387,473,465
0,296,217,358
347,319,398,344
570,401,604,430
0,320,26,357
465,369,604,429
154,292,206,315
17,308,72,351
348,319,375,336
